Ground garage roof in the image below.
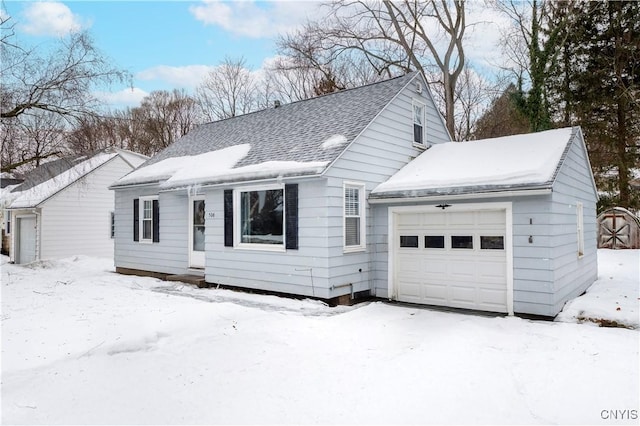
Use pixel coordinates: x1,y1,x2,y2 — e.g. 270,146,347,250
371,127,577,200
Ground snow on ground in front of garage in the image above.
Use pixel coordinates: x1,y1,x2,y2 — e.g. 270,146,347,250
1,251,638,425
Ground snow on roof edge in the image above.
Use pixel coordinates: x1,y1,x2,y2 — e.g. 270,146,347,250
372,127,575,196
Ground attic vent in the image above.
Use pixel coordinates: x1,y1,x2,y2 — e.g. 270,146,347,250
274,100,281,108
415,82,423,94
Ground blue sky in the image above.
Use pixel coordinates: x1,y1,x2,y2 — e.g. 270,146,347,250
3,1,323,107
3,1,509,109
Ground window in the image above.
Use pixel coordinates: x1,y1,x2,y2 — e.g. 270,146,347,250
577,202,584,257
5,211,11,235
134,197,159,243
481,236,504,250
400,235,419,248
240,188,283,245
344,182,366,251
451,235,473,249
226,185,298,250
425,235,445,249
110,212,115,239
413,101,425,145
142,200,153,241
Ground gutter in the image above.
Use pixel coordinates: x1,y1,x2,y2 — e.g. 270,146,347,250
156,174,326,193
368,187,553,204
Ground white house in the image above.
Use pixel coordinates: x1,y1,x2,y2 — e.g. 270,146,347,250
6,148,147,264
110,72,598,317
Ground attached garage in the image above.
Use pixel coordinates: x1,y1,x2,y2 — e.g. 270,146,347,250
391,204,512,313
370,127,599,317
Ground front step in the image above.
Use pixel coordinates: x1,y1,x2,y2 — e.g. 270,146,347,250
166,274,208,288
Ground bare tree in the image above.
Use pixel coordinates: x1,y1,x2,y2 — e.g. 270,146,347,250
453,66,497,141
1,111,67,173
277,0,467,138
1,30,128,120
196,57,258,121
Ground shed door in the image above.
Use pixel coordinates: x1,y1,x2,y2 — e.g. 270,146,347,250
393,209,508,313
17,216,37,264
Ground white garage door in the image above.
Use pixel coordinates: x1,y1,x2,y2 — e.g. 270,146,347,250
393,208,509,313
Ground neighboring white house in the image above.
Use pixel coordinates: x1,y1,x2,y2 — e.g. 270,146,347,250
110,72,598,317
6,148,147,264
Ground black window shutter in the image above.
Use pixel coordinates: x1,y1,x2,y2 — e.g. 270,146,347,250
285,184,298,250
152,199,160,243
224,190,233,247
133,198,139,242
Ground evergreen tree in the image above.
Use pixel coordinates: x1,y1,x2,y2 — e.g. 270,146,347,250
472,84,530,139
568,1,639,210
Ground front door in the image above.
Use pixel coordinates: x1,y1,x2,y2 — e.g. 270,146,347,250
17,216,37,264
189,198,205,268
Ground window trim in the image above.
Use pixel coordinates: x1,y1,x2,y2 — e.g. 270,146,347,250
233,184,286,252
412,99,426,148
5,210,11,235
577,202,584,257
343,181,367,253
138,196,157,243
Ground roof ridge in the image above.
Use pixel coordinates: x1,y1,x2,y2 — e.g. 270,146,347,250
197,71,418,126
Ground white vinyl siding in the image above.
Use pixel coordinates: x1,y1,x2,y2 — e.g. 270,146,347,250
36,155,134,260
114,188,189,276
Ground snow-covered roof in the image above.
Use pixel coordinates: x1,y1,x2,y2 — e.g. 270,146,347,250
371,127,577,199
8,148,144,209
112,72,420,189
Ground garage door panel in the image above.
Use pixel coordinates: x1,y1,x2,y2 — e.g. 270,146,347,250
476,261,507,281
479,288,507,306
397,282,422,300
422,283,448,303
478,210,506,225
448,261,475,279
449,211,475,225
394,208,509,313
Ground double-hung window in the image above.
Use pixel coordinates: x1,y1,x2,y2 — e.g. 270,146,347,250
344,182,366,251
413,100,426,146
135,196,158,243
142,199,153,241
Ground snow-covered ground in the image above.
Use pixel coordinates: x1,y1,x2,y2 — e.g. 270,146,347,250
1,251,638,425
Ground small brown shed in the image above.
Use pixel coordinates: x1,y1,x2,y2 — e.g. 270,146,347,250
597,207,640,249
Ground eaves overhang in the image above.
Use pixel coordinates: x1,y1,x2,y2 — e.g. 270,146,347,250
368,184,553,204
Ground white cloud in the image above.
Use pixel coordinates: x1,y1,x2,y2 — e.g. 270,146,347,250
20,1,86,36
189,0,320,38
96,87,149,109
136,65,216,90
